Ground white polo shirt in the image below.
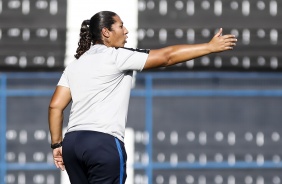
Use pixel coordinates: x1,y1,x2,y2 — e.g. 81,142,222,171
58,44,149,142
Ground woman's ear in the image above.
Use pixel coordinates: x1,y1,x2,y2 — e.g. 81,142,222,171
102,28,110,38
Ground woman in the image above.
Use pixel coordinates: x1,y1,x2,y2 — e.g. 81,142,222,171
48,11,237,184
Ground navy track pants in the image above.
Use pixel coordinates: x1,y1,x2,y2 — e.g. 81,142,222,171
62,131,127,184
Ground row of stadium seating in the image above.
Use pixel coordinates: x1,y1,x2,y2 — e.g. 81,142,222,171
0,0,66,71
5,171,281,184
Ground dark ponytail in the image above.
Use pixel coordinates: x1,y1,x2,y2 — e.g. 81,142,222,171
74,11,117,59
74,20,92,59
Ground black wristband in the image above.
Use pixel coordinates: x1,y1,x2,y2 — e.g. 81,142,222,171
51,141,63,149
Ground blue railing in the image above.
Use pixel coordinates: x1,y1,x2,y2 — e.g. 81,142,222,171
1,72,282,184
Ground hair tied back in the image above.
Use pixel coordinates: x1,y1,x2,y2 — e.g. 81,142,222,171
81,19,90,29
85,19,90,26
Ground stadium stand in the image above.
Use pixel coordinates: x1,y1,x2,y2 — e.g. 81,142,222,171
137,0,282,71
0,0,66,71
1,0,282,184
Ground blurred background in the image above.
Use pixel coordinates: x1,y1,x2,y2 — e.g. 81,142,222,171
0,0,282,184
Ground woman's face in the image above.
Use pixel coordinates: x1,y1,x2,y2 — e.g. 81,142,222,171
107,15,128,47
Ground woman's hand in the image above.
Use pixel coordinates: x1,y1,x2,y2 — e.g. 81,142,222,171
53,147,65,171
208,28,237,53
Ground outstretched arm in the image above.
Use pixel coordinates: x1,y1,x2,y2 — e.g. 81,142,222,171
143,28,237,70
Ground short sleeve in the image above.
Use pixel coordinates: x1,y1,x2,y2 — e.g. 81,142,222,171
115,47,149,71
57,69,70,88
